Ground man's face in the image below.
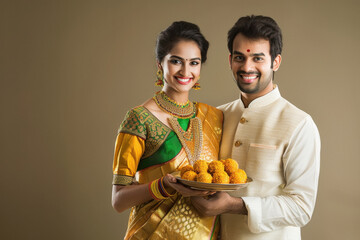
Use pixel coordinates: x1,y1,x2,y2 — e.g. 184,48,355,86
230,34,281,97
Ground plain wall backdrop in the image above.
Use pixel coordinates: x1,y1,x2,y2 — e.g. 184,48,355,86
1,0,359,239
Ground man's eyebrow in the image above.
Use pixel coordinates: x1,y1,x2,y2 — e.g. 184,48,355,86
233,51,244,55
250,53,265,57
170,55,201,61
232,51,265,57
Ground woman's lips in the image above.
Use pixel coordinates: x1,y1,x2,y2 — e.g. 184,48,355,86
175,77,193,85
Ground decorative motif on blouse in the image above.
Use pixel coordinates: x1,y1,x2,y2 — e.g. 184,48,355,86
112,174,133,185
118,106,171,158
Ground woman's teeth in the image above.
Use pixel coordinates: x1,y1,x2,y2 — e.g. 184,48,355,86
176,77,191,82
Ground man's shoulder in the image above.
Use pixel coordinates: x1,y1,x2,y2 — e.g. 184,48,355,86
278,97,310,121
274,97,319,136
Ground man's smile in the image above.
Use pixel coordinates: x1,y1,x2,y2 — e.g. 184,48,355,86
238,72,260,84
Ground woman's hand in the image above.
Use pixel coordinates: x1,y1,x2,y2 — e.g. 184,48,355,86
163,173,215,197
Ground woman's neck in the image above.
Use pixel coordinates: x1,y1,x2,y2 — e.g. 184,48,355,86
162,88,189,104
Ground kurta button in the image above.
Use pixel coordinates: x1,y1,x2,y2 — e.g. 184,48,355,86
240,117,247,124
234,140,242,147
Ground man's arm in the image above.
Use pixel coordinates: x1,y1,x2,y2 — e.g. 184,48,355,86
192,116,321,233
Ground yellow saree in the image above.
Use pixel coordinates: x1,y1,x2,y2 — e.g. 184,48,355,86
113,103,223,240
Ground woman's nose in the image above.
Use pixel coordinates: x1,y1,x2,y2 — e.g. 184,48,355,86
180,64,190,76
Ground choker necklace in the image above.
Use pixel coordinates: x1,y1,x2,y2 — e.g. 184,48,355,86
153,91,196,119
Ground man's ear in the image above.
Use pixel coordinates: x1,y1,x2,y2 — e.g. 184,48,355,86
272,54,282,72
229,54,232,67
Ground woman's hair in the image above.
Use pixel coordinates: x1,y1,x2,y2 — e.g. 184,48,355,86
156,21,209,63
227,15,282,63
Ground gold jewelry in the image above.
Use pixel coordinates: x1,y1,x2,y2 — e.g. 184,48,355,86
192,76,200,90
149,179,163,200
155,69,164,86
153,91,196,119
168,117,203,165
149,177,173,201
192,82,200,90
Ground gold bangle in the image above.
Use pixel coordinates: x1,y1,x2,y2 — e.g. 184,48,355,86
151,179,165,200
148,181,159,200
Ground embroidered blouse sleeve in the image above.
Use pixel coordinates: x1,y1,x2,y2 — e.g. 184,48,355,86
112,108,146,185
242,116,321,233
112,132,145,185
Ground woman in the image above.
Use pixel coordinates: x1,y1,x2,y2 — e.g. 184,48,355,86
112,21,223,240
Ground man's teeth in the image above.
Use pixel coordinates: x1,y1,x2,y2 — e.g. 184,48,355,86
242,76,258,80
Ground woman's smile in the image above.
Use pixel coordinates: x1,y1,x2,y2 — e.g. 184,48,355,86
175,76,193,85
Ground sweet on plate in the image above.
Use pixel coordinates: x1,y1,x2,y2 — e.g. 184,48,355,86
179,158,247,184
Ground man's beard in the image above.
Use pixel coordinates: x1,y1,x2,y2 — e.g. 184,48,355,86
234,71,262,94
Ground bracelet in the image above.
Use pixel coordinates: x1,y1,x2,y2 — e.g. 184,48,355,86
148,177,174,200
148,181,160,200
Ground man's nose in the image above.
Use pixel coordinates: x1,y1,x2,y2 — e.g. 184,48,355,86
242,60,253,72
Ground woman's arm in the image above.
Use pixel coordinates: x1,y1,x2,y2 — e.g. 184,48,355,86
112,174,214,213
112,183,152,213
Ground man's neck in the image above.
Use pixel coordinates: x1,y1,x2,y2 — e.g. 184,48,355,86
241,82,274,108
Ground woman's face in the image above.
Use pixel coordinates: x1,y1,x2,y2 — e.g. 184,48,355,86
160,40,201,94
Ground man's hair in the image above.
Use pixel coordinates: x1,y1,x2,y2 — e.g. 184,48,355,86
227,15,282,63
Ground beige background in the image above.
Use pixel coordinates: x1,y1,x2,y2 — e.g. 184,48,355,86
1,0,359,239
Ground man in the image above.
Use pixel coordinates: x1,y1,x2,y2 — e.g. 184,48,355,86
191,15,321,239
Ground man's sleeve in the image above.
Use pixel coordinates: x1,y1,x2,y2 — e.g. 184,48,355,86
242,116,321,233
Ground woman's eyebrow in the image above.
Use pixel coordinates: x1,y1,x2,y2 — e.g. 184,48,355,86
170,55,201,61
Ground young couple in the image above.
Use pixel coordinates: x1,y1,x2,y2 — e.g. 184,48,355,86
111,15,321,240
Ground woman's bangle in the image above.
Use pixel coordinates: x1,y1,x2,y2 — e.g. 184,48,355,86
148,177,171,200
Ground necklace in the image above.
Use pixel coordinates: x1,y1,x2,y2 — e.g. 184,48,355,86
168,117,203,165
153,91,202,164
153,91,196,119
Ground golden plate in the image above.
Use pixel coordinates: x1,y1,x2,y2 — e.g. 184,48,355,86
172,172,253,191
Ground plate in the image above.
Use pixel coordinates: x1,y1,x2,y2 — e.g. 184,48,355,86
172,172,253,191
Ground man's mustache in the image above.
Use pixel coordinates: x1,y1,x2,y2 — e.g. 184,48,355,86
237,71,261,75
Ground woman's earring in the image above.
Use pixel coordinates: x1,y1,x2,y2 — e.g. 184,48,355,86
192,77,200,90
155,69,164,87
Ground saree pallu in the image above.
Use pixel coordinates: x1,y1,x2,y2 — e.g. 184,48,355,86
113,103,223,240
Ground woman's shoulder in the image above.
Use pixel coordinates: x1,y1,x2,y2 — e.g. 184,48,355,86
196,102,223,125
196,102,223,116
123,97,154,119
127,105,146,113
120,106,148,124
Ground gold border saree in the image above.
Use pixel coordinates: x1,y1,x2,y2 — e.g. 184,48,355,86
112,103,223,240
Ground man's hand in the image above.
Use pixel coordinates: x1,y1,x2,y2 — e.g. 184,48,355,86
191,192,248,217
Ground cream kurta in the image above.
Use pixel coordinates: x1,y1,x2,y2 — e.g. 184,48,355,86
218,86,320,240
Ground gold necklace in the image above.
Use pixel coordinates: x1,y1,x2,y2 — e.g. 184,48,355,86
168,117,203,165
153,91,196,119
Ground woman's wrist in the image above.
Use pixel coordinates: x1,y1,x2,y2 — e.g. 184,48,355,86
163,175,176,195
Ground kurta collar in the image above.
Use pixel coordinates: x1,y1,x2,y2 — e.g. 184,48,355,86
238,85,281,109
